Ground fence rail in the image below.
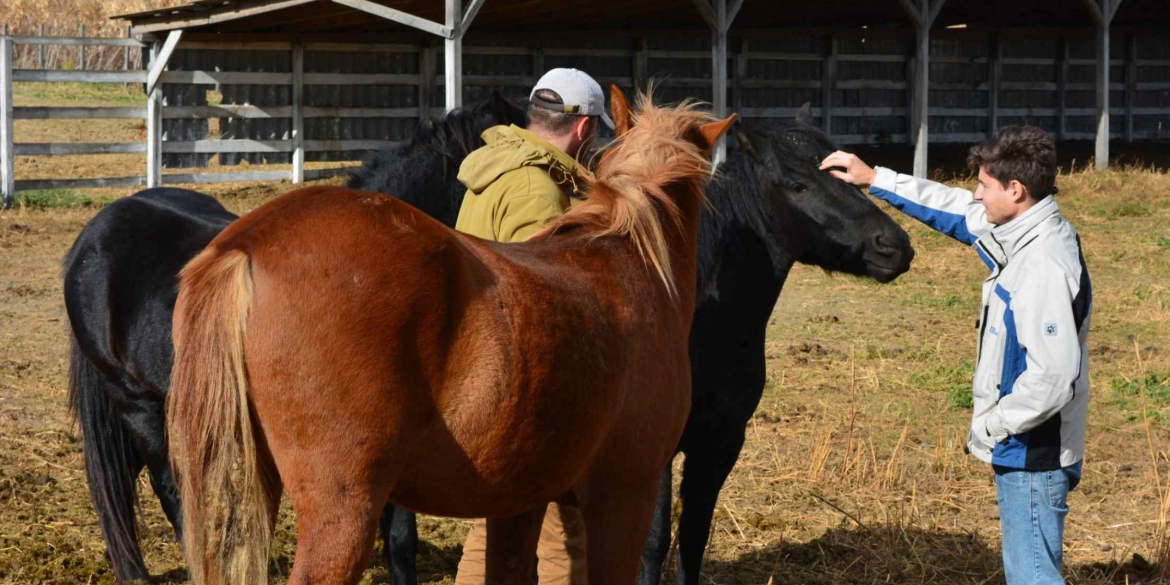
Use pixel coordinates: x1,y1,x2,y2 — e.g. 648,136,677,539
4,27,1170,208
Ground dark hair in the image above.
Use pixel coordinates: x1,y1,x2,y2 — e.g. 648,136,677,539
528,89,591,136
967,126,1058,200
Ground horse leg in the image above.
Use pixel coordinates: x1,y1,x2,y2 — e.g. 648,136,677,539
484,509,545,585
637,463,674,585
583,479,662,585
120,404,183,541
379,504,419,585
672,429,746,585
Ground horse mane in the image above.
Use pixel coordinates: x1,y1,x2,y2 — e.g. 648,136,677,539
541,93,716,298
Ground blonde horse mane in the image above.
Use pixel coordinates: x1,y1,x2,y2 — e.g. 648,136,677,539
540,92,717,298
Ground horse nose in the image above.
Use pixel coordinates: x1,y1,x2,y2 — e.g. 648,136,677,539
872,230,915,263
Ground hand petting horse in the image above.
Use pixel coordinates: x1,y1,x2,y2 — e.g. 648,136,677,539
166,88,735,585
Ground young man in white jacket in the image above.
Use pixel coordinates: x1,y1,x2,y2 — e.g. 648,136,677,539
821,127,1091,585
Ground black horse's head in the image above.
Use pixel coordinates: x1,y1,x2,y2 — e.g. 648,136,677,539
348,91,528,226
731,104,914,283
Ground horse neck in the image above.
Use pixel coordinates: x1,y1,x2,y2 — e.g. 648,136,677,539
663,180,707,317
699,154,795,304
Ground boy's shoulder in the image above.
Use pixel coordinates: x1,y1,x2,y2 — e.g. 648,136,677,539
1021,214,1085,279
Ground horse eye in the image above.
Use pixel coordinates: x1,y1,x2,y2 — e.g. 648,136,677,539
790,182,807,193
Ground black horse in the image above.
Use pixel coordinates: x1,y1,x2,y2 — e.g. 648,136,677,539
64,97,913,584
61,93,527,584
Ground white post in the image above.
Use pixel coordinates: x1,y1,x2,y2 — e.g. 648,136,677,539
292,42,304,183
146,42,163,188
711,0,728,165
1,37,13,208
444,0,462,111
912,0,929,178
1095,8,1110,170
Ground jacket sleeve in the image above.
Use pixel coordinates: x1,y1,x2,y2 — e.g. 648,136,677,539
983,257,1083,440
869,167,993,245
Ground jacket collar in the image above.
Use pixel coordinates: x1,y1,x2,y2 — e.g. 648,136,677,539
975,196,1060,267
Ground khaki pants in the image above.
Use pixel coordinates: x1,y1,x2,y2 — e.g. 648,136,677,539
455,503,588,585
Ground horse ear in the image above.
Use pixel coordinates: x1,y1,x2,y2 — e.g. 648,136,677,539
795,102,814,126
610,85,632,137
734,123,764,162
698,113,738,151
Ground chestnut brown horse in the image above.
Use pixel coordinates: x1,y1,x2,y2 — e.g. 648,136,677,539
166,88,735,585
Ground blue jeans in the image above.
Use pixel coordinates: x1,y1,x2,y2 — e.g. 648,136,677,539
994,464,1081,585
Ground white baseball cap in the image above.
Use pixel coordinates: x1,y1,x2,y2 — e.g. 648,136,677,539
530,68,615,129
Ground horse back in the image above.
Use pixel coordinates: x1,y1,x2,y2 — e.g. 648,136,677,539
64,188,236,394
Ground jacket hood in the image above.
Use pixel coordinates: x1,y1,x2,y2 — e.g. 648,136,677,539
457,125,582,195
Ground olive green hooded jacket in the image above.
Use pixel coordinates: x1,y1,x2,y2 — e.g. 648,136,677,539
454,125,587,243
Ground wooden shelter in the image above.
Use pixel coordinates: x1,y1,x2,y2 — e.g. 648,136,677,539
2,1,1168,205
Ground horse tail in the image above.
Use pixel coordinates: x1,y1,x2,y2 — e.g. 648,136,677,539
67,336,149,582
168,247,273,585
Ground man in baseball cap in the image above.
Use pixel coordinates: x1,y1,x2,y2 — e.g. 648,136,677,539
452,69,612,584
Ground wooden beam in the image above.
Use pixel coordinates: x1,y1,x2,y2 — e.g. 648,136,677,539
15,106,147,119
146,42,162,189
1095,18,1110,170
445,0,462,110
1080,0,1105,27
1108,0,1124,22
726,0,745,29
146,29,183,96
331,0,452,39
897,0,923,28
927,0,948,28
461,0,487,33
1,38,13,208
292,42,305,183
691,0,718,31
131,0,320,35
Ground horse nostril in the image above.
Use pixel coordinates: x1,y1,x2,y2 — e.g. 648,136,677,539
872,233,896,255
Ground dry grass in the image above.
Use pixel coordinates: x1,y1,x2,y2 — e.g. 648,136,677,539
1,84,1168,584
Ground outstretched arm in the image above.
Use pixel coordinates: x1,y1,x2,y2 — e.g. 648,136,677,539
820,151,993,245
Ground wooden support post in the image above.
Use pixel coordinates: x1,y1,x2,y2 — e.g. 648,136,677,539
124,26,131,71
1095,7,1110,170
79,24,86,70
906,54,915,145
734,38,747,114
1125,32,1136,143
1058,35,1068,140
291,42,304,183
822,33,836,135
1,37,13,208
989,32,1000,139
445,0,462,111
39,24,46,69
912,3,929,177
712,0,728,164
146,42,163,188
419,44,435,122
634,37,648,92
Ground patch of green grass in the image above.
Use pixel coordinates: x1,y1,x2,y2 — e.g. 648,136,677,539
13,82,144,106
15,190,111,210
1155,234,1170,251
910,358,975,410
1109,368,1170,407
1085,197,1154,219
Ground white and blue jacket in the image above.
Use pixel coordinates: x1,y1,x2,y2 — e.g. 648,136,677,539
871,168,1091,471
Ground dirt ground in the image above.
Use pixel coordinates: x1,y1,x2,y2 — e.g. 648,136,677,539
1,84,1168,585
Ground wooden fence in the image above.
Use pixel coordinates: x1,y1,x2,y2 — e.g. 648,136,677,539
2,28,1170,207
